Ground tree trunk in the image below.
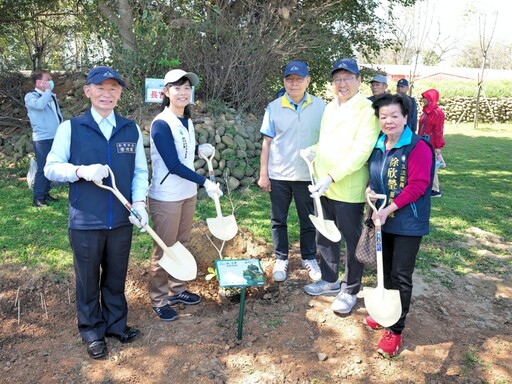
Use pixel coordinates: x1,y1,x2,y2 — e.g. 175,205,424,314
98,0,135,51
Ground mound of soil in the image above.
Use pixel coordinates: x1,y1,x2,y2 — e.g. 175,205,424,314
0,223,511,383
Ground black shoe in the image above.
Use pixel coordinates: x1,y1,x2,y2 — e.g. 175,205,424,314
168,290,201,305
87,339,107,359
431,190,442,198
153,304,179,321
33,199,48,207
106,326,140,343
45,194,58,202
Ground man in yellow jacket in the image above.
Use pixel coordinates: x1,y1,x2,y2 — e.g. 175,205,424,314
302,58,380,315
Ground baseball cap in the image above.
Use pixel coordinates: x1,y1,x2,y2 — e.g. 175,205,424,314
86,66,126,87
284,61,309,78
370,74,387,84
330,58,359,75
397,78,409,86
164,69,199,86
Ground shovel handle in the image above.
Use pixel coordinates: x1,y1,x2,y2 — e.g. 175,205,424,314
300,153,317,185
366,193,387,289
199,148,224,218
93,166,170,253
301,153,325,220
199,148,216,183
366,193,387,224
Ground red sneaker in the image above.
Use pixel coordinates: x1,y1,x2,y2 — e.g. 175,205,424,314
364,316,383,330
376,331,402,357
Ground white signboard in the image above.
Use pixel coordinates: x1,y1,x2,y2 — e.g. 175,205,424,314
144,78,195,104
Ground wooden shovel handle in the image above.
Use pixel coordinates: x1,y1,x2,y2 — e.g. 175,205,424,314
93,166,170,253
366,193,387,226
199,148,216,183
300,153,317,185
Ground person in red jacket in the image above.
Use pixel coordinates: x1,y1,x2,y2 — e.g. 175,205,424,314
418,89,445,197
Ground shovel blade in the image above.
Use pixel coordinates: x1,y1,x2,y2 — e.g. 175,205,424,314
206,214,238,241
309,214,341,242
363,286,402,328
158,241,198,281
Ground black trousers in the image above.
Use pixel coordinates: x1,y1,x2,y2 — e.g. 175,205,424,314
381,232,422,334
69,225,133,342
269,179,316,260
317,196,365,294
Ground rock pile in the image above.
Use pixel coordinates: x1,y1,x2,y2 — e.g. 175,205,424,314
0,73,263,192
139,110,262,193
438,96,512,123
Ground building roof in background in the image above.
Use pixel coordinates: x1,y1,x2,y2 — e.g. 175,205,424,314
360,64,512,82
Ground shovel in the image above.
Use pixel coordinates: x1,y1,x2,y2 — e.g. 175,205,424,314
94,166,197,281
300,154,341,243
363,193,402,327
199,149,238,241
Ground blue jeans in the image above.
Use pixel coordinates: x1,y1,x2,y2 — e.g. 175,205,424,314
317,197,365,293
269,179,316,260
32,139,53,200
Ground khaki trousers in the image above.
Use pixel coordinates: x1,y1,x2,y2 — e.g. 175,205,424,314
148,196,196,307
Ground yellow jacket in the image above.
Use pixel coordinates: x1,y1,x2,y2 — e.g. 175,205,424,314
314,92,380,203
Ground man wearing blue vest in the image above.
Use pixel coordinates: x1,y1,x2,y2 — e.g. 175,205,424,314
45,66,149,359
25,70,63,207
258,60,326,283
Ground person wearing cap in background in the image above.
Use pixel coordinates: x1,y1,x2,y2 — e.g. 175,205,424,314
396,78,418,133
258,60,326,283
147,69,221,322
25,70,63,207
368,73,388,102
301,58,380,316
44,66,149,359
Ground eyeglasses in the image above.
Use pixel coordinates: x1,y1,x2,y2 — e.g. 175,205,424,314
333,76,356,84
284,77,305,84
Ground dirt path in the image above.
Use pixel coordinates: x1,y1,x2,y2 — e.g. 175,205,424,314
1,223,511,384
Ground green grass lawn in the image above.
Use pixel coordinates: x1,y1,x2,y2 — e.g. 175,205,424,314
1,122,510,280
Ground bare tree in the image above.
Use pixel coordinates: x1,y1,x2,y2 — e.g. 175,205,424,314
474,12,498,128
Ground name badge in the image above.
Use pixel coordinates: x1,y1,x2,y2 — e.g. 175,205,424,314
116,142,136,154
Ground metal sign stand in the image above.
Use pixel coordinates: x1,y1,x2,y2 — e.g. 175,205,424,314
215,259,266,340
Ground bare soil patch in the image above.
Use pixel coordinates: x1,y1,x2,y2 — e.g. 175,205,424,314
1,222,511,383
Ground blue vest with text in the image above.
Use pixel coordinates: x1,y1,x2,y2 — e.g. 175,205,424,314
368,130,434,236
68,110,138,229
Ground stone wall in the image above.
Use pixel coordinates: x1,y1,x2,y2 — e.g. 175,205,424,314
2,73,510,191
0,74,263,192
438,97,512,124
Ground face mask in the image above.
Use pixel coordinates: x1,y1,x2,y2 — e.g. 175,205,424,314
48,80,55,90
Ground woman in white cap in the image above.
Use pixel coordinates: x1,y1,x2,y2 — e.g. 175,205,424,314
147,69,222,321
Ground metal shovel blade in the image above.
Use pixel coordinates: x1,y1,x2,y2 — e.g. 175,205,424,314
206,214,238,241
158,241,198,281
309,214,342,243
206,194,238,241
363,286,402,327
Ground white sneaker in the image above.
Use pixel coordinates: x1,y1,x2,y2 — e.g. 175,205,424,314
331,292,357,314
302,259,322,281
273,259,288,282
303,280,341,296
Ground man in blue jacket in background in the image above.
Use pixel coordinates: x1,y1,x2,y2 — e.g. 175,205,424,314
25,70,63,207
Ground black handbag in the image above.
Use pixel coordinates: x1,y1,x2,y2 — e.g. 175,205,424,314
355,207,376,266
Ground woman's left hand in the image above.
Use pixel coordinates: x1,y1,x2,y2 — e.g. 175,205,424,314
372,203,398,226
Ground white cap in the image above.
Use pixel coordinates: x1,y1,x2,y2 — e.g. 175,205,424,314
163,69,199,86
